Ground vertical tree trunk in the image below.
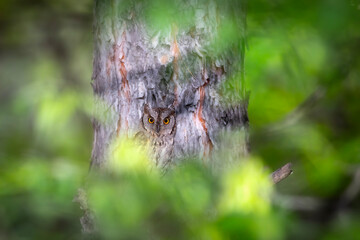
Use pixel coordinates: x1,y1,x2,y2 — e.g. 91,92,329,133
90,0,249,170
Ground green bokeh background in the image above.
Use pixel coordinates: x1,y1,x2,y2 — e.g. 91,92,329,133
1,0,360,239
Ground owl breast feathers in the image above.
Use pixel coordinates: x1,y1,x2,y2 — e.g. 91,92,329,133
136,104,176,170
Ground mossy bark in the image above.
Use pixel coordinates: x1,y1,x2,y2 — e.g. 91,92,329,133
90,0,249,170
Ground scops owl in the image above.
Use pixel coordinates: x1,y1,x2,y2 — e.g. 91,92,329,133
136,104,176,170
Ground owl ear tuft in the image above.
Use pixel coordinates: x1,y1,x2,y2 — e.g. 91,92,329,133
167,104,175,111
144,104,150,113
167,104,175,115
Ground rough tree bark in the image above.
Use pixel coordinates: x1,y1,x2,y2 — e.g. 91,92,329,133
76,0,294,234
90,0,249,171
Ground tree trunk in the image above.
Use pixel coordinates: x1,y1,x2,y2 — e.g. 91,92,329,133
90,0,249,171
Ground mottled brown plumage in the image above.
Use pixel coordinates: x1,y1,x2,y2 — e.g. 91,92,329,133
136,104,176,171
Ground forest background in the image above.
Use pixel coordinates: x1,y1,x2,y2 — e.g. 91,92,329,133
1,0,360,239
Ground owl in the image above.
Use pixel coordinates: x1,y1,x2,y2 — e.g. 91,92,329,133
136,104,176,171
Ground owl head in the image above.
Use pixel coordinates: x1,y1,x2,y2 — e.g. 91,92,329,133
142,104,176,137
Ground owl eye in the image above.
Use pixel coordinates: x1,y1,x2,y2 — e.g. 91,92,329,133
163,117,170,125
148,117,154,124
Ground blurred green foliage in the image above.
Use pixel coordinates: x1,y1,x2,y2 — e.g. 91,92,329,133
86,139,281,240
0,0,93,239
1,0,360,239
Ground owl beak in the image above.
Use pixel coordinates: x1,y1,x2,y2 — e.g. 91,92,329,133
156,124,160,134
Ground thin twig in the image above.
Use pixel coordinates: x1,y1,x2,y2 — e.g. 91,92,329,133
337,167,360,209
265,88,325,133
272,194,324,211
271,162,293,184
